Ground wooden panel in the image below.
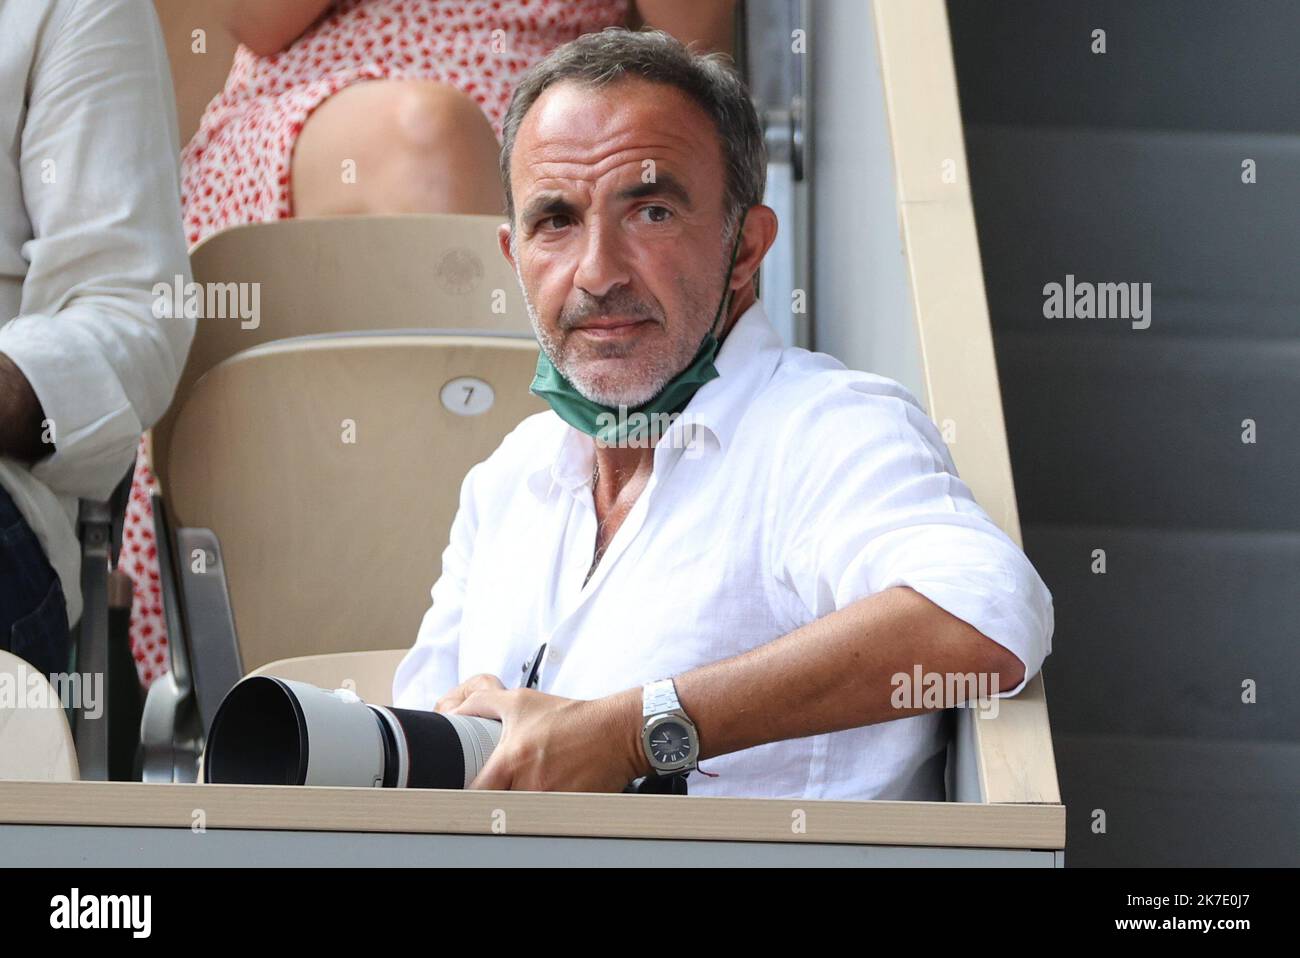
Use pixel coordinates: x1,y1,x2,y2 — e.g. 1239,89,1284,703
872,0,1061,805
869,0,970,207
897,200,1021,540
0,780,1066,849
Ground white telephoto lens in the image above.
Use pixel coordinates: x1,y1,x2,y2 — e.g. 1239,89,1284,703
442,714,504,786
280,680,387,787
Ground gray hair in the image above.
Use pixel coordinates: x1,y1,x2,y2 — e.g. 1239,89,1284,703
499,28,766,250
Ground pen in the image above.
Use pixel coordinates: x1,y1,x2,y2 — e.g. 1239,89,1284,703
521,642,547,690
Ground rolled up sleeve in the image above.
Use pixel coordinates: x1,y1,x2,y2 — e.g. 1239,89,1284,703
774,374,1054,698
0,0,194,501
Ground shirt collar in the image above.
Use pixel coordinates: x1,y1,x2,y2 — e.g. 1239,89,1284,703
525,298,784,500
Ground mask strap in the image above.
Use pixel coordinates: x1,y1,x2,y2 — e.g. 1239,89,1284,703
706,208,749,343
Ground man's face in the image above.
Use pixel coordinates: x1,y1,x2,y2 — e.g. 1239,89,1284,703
502,77,735,408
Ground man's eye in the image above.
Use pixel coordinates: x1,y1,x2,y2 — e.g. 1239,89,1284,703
538,215,570,231
640,205,672,224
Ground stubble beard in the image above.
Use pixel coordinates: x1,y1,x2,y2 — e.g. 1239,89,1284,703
517,250,729,410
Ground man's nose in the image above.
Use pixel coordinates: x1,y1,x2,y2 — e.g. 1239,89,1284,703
573,218,631,299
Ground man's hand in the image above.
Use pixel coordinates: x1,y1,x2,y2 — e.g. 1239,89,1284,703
434,673,505,714
449,687,646,793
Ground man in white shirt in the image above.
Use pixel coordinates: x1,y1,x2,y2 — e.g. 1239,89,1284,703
393,29,1053,801
0,0,194,676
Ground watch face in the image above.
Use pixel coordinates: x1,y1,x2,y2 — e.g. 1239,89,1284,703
648,720,693,765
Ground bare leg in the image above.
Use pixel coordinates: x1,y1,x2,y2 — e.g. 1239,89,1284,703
290,79,506,217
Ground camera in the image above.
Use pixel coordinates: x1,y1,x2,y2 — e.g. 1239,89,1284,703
203,676,502,788
204,674,688,794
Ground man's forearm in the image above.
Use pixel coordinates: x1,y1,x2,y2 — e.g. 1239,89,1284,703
610,586,1027,777
0,351,49,462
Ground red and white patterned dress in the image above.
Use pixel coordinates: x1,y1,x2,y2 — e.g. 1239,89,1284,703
124,0,630,687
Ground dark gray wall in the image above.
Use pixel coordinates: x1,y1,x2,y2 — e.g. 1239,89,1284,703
947,0,1300,866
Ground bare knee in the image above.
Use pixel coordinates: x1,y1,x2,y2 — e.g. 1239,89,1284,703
390,82,495,152
382,83,505,212
293,80,504,217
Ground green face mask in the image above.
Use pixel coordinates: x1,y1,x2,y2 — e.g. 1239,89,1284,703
529,210,749,446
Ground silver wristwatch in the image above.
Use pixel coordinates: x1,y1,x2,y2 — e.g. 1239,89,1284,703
641,678,699,776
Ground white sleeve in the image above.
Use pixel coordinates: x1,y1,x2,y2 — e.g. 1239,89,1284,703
0,0,194,500
391,460,483,710
773,376,1054,698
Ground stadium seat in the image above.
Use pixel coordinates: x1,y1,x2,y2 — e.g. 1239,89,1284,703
142,332,544,781
139,214,542,782
0,650,79,782
246,650,408,708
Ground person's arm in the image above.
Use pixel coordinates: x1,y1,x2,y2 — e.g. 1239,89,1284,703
611,586,1028,781
224,0,334,57
453,378,1053,792
643,384,1050,772
631,0,738,55
0,353,47,462
0,0,195,502
458,581,1031,791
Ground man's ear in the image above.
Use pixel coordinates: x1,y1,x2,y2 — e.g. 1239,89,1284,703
497,222,516,269
730,204,779,294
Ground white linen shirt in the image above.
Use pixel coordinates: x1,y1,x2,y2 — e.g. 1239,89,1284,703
0,0,194,625
393,298,1054,801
